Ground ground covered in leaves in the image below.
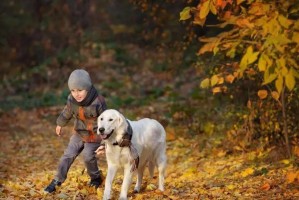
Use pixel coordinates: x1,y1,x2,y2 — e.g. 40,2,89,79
0,107,298,200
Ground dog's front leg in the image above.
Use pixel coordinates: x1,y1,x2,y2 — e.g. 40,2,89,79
119,165,133,200
103,164,118,200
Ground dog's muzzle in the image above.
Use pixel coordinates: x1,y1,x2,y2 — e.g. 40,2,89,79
98,127,114,140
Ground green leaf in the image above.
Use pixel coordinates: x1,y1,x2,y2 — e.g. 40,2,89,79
180,7,191,21
200,78,210,88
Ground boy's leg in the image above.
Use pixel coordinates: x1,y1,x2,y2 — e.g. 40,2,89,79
82,142,103,186
55,133,84,183
45,133,84,193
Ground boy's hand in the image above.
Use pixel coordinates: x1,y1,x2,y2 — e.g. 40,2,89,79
56,126,62,136
95,145,105,156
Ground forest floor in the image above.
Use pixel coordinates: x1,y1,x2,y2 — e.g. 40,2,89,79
0,106,298,200
1,46,299,199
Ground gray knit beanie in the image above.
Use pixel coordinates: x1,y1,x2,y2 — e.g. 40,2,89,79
68,69,92,90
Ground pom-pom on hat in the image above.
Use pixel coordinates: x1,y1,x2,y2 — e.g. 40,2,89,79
68,69,92,90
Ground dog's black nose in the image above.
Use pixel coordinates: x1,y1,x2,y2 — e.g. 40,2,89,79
98,127,105,134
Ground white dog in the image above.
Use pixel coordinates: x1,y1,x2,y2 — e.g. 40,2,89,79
97,109,167,200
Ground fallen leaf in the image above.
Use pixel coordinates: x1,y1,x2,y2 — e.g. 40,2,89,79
241,168,254,177
261,183,271,191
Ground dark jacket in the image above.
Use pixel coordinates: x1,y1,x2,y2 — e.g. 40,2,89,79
56,94,107,143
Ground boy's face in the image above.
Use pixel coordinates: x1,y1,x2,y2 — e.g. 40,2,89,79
71,89,88,102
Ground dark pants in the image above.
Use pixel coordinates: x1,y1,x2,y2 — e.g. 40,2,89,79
55,133,101,183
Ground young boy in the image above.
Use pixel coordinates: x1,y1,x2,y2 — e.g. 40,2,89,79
44,69,107,193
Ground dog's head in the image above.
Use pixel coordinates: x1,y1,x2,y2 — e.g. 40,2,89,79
97,109,127,142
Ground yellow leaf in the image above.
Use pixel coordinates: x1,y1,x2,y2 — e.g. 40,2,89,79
286,171,299,184
218,77,224,84
194,14,207,26
258,54,267,71
236,18,254,29
241,167,254,177
240,46,259,71
199,0,210,19
209,0,217,15
285,71,296,91
261,183,271,191
146,183,157,190
166,126,176,141
291,67,299,78
198,42,217,54
271,91,280,101
263,73,277,85
277,57,286,68
212,87,221,94
275,75,283,94
211,75,219,86
200,78,210,88
180,7,191,21
292,32,299,44
225,74,235,83
281,159,290,165
257,90,268,99
227,184,235,190
248,51,259,64
278,14,293,29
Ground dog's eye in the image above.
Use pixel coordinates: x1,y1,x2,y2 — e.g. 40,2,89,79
109,118,113,121
100,118,103,121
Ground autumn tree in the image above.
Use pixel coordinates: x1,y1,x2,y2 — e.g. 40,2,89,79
180,0,299,157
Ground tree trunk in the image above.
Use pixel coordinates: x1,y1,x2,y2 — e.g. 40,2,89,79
281,84,292,157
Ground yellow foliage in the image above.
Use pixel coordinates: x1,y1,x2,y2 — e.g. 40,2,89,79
260,183,271,191
286,171,299,184
285,71,296,91
200,78,210,88
199,0,210,19
227,184,236,190
272,75,283,95
211,75,219,86
239,46,259,71
225,74,235,83
146,183,157,191
280,159,290,165
292,32,299,43
257,90,268,99
179,7,191,21
212,86,221,94
271,91,280,101
241,167,254,177
278,14,293,29
209,0,217,15
166,126,176,141
198,41,218,55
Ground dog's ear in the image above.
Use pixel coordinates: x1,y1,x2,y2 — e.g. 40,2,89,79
118,112,124,126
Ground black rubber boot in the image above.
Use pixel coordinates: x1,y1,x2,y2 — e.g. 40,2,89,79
44,179,61,193
89,176,103,189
